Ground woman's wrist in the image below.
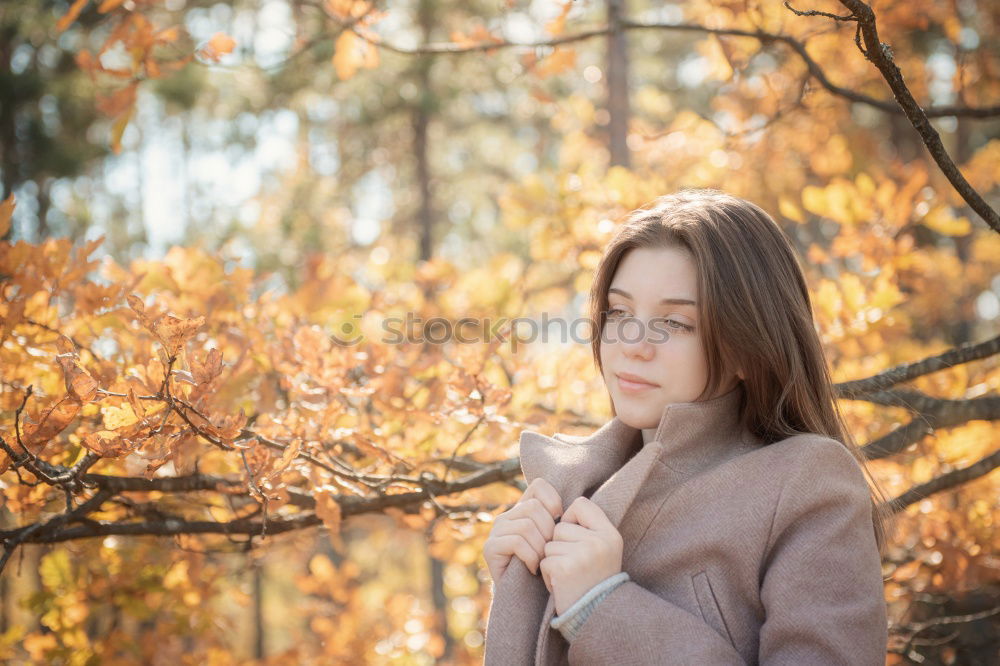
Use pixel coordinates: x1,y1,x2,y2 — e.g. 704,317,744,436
549,571,630,642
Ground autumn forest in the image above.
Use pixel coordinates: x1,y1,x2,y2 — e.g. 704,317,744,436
1,0,999,664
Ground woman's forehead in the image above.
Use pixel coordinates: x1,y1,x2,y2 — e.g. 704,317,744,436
609,246,698,303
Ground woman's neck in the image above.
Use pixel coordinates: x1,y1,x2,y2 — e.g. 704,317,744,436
641,427,657,445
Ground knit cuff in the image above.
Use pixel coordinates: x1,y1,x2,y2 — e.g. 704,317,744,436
549,571,630,643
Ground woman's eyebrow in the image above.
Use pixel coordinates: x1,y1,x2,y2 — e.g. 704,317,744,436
608,287,696,306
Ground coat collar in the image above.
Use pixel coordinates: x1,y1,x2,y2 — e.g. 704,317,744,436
518,382,761,528
484,383,765,666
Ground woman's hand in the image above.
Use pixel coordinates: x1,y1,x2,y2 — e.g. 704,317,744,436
540,496,624,616
483,477,564,583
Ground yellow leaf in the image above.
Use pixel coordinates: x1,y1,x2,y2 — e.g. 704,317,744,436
534,48,576,78
696,34,734,82
813,279,842,321
855,172,876,196
545,1,573,36
198,32,236,62
97,0,125,12
801,185,828,218
110,106,134,155
155,27,181,44
163,560,190,589
22,400,81,449
807,243,829,264
778,195,804,223
55,335,76,356
309,553,336,582
102,403,138,430
57,353,100,403
126,386,146,419
23,633,58,661
192,347,223,385
68,367,99,403
325,0,373,20
126,293,145,316
332,30,378,80
0,193,14,237
82,430,131,457
269,438,301,478
56,0,89,33
316,490,344,552
153,314,205,355
922,205,971,236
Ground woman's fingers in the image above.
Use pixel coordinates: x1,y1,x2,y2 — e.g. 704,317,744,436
493,534,541,574
543,539,575,557
551,520,591,543
513,498,559,542
485,476,566,581
503,516,547,555
487,504,553,574
519,477,563,522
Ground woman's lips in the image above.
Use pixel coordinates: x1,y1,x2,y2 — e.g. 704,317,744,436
616,373,659,394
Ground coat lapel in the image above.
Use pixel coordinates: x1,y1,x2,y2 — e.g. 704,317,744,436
485,419,645,666
486,384,758,666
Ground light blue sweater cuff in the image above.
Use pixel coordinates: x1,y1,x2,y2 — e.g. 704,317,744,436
549,571,630,643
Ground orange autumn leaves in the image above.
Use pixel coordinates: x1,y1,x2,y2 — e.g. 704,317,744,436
327,0,385,80
197,32,237,63
0,246,243,471
56,2,232,154
126,294,205,358
0,333,96,472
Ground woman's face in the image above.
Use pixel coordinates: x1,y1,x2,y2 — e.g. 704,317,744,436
599,245,739,430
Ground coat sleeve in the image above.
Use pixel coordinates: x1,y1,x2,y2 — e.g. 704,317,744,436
562,437,886,666
563,578,748,665
756,437,888,665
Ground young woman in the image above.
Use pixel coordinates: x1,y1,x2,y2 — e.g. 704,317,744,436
482,189,894,665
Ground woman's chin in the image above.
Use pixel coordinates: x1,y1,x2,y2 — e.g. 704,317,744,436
612,402,662,430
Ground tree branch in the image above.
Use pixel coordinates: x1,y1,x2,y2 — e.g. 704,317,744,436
835,335,1000,399
884,448,1000,514
321,13,1000,120
834,0,1000,232
858,393,1000,460
2,458,524,548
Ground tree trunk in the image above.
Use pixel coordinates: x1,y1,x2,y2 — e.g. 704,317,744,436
414,0,435,262
252,560,265,659
0,31,18,242
429,552,453,661
607,0,631,168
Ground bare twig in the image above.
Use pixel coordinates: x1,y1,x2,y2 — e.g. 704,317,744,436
832,0,1000,232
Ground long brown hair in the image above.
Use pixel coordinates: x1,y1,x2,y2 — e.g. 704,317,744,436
588,188,895,554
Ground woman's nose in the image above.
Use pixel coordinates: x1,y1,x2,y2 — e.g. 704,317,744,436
616,319,656,359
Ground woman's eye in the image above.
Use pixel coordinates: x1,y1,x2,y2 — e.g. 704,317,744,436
665,318,694,332
606,308,632,320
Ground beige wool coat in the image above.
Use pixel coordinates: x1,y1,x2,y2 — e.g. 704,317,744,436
483,384,887,665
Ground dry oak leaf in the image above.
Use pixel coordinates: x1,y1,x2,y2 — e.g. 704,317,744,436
191,347,223,386
101,403,139,431
153,314,206,356
21,399,82,451
198,32,236,62
316,490,345,552
57,355,100,404
83,430,133,457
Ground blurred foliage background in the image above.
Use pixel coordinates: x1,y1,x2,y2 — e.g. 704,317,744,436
1,0,999,664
